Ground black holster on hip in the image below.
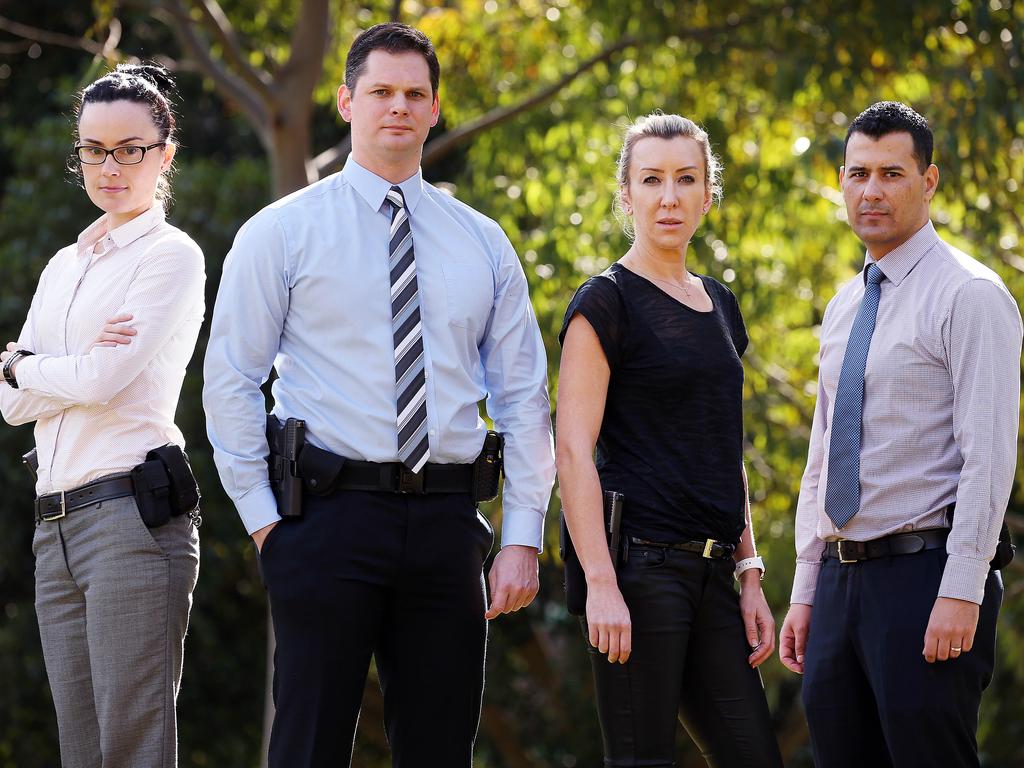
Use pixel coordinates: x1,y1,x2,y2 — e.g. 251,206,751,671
131,444,201,528
22,447,39,481
266,414,307,517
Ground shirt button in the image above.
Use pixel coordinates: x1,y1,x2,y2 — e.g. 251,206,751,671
429,429,436,436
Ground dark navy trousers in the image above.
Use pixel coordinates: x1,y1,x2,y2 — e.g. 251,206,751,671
803,548,1002,768
258,490,494,768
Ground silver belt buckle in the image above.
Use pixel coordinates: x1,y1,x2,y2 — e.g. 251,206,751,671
41,490,67,522
837,540,857,564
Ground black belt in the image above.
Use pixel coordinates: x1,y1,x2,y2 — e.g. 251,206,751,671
300,443,474,495
825,528,949,564
629,535,736,560
34,474,136,524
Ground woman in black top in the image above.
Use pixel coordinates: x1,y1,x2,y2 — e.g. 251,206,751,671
556,113,783,767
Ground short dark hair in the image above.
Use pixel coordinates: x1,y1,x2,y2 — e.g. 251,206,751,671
844,101,933,172
345,23,440,96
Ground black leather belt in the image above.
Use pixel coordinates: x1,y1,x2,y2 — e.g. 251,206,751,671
34,474,136,524
299,443,474,495
629,535,736,560
825,527,949,564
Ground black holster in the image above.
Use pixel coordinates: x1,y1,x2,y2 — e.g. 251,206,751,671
947,505,1015,570
561,490,625,616
131,444,200,528
266,414,306,517
22,447,39,481
472,431,504,503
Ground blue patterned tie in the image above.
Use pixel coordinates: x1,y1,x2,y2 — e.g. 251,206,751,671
824,263,885,529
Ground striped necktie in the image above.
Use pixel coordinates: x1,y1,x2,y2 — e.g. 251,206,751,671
823,262,885,529
386,185,430,473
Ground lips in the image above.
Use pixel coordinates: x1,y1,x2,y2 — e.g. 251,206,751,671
657,218,682,225
99,186,127,193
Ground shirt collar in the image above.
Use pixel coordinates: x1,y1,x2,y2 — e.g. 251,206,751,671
342,156,424,215
862,220,939,286
75,205,166,257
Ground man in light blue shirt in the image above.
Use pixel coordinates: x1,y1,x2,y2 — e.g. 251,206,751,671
203,22,555,767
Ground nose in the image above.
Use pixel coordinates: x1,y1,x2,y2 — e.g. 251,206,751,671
862,173,883,201
100,152,121,175
660,183,679,208
390,95,409,116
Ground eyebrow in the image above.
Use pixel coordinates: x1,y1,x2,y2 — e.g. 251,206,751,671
80,136,148,145
847,163,906,172
365,82,429,91
639,165,700,172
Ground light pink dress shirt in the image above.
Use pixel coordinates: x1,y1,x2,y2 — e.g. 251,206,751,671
0,205,205,495
792,222,1022,606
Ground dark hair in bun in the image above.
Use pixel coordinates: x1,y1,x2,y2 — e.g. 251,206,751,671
77,62,178,142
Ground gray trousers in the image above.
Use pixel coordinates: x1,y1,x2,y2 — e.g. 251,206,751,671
32,495,200,768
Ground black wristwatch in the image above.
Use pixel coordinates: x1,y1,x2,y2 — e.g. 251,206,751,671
3,349,34,389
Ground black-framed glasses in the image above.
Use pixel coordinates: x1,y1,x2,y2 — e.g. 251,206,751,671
74,142,166,165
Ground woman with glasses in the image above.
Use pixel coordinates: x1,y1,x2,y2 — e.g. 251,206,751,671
0,64,204,768
556,113,783,767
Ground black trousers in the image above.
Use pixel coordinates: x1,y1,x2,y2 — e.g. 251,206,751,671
585,544,783,768
803,548,1002,768
258,490,494,768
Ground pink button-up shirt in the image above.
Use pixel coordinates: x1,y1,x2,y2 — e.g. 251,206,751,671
792,222,1022,606
1,205,205,494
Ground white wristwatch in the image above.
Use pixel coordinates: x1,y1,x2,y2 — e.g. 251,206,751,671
734,556,765,581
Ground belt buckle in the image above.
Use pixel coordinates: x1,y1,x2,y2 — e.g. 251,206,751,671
397,466,425,494
41,491,67,522
837,540,858,564
702,539,718,559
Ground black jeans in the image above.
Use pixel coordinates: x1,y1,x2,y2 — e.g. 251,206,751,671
258,490,494,768
584,544,783,768
803,548,1002,768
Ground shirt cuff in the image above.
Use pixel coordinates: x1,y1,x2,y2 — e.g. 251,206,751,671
234,484,282,535
499,504,544,552
790,561,821,605
938,553,990,604
12,354,42,392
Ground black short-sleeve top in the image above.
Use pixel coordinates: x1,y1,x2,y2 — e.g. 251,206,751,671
558,262,749,545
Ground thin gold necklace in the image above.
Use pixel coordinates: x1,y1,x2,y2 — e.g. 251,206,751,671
626,262,695,298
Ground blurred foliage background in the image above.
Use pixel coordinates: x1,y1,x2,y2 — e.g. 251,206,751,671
1,1,1022,766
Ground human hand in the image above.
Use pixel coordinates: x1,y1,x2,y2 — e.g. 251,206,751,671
251,521,279,553
90,314,136,349
2,342,27,374
779,603,812,674
585,577,631,663
738,571,775,668
923,596,979,663
485,545,539,619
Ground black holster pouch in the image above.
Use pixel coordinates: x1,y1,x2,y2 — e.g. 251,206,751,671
22,447,39,481
560,490,625,616
131,444,200,528
472,431,504,503
992,522,1015,571
266,414,306,517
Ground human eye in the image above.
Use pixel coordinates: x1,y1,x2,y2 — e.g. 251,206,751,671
679,174,696,184
81,146,105,160
371,88,389,96
642,175,660,184
115,146,143,161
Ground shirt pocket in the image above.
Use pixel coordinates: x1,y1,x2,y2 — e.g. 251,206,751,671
441,261,495,332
